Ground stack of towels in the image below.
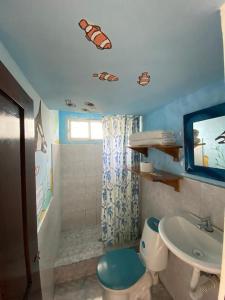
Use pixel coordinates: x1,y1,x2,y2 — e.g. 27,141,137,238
129,130,176,146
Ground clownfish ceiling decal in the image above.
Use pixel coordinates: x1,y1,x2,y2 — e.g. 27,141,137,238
137,72,151,87
93,72,119,82
1,1,222,114
78,18,151,87
79,19,112,50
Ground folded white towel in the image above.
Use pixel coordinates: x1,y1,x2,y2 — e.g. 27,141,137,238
130,130,174,142
129,137,176,146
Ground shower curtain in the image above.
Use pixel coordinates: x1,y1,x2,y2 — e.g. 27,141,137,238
101,115,140,246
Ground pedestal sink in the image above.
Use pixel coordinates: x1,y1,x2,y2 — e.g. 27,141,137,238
159,213,223,275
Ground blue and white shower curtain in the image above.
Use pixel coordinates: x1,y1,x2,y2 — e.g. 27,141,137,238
101,115,141,246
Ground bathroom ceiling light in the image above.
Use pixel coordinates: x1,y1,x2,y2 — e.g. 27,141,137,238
65,99,76,107
84,101,95,108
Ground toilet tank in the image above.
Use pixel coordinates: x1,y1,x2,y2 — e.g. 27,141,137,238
140,217,168,272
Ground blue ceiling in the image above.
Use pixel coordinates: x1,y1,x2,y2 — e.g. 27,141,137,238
0,0,224,114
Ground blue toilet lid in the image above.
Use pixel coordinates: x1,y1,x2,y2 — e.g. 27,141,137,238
97,248,145,290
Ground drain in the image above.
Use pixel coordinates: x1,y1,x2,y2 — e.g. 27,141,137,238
192,248,204,258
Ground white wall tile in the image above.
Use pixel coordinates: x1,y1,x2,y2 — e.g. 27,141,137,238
140,176,224,299
60,144,102,230
96,207,101,225
38,144,62,300
62,208,86,231
200,183,225,230
85,209,97,226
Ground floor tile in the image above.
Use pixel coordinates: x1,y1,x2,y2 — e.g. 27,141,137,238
54,275,172,300
55,225,104,267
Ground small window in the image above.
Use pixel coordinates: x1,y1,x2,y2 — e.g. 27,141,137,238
90,121,103,139
68,119,103,140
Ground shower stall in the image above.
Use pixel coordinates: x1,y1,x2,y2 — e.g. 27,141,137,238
38,117,142,300
54,143,104,283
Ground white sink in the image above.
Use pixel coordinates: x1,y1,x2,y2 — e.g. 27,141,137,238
159,213,223,274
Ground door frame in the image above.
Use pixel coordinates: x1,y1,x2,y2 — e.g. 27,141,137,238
0,62,42,299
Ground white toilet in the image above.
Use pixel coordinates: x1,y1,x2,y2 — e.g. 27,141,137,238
97,217,168,300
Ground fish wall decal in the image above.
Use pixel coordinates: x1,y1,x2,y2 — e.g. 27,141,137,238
137,72,151,86
215,131,225,144
79,19,112,50
93,72,119,81
35,101,47,153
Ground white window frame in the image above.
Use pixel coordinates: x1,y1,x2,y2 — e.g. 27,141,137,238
67,119,103,141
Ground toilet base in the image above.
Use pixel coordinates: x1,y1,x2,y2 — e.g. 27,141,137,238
101,272,152,300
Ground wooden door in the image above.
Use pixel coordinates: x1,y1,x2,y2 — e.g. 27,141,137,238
0,63,42,300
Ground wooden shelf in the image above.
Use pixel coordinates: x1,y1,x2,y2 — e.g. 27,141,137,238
128,144,182,161
128,167,182,192
194,143,206,148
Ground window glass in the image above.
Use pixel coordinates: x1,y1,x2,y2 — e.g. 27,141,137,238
90,121,103,140
68,119,103,140
70,121,89,139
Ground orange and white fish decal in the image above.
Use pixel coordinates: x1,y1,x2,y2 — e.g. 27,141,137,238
137,72,150,86
93,72,119,82
79,19,112,50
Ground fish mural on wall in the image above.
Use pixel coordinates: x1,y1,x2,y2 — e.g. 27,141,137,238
35,166,40,176
93,72,119,82
215,131,225,144
36,185,44,216
79,19,112,50
137,72,151,86
35,101,47,153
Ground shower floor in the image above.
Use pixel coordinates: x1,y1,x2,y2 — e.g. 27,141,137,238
55,225,104,268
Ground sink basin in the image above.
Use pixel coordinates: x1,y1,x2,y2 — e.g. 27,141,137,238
159,213,223,274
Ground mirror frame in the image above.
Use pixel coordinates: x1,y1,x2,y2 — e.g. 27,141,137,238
183,102,225,182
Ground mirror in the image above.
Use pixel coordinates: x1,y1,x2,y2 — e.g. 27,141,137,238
184,103,225,182
193,116,225,169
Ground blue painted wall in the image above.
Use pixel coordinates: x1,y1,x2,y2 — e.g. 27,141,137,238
59,110,104,144
143,80,225,188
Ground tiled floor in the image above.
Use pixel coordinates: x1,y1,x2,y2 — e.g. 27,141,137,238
55,225,139,268
54,226,172,299
54,275,172,300
55,226,104,267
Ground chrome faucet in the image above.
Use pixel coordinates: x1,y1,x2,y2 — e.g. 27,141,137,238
197,216,214,232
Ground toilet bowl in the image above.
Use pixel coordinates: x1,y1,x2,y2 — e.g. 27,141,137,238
97,217,168,300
